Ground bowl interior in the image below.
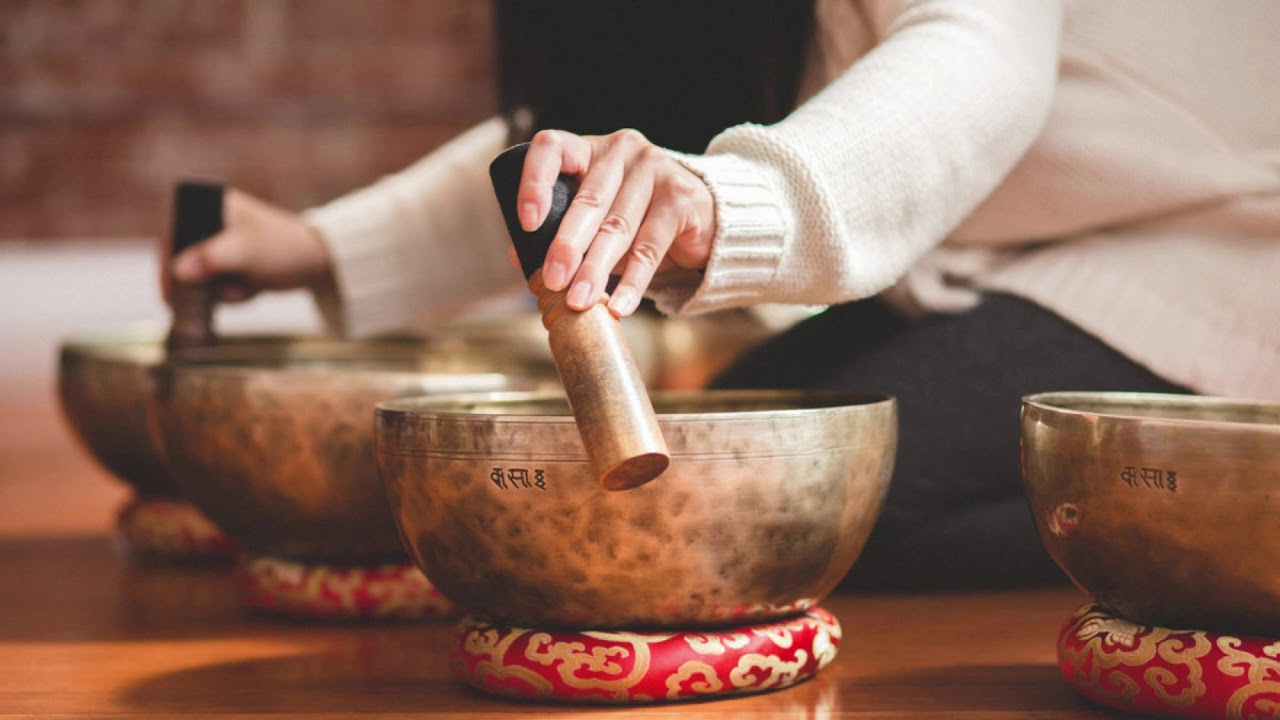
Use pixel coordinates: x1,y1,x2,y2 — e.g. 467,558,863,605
61,336,165,365
151,336,559,388
379,389,889,418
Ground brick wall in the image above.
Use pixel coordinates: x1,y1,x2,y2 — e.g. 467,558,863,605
1,0,497,238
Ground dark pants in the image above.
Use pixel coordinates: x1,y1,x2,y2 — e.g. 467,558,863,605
709,293,1186,590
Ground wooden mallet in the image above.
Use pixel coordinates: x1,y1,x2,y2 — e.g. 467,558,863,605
165,181,223,353
489,143,670,491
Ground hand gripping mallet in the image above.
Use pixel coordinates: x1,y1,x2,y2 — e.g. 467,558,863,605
489,143,670,491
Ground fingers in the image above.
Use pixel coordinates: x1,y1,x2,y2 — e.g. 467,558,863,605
517,130,591,233
564,149,657,310
168,235,260,304
170,229,249,285
660,172,716,272
533,131,656,301
518,128,716,316
607,173,702,317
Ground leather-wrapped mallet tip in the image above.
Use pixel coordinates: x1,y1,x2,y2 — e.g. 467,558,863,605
489,142,578,280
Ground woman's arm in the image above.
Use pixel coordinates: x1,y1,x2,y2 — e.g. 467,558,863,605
654,0,1064,315
166,117,522,338
304,117,523,335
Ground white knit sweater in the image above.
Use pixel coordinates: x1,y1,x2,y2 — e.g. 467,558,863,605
305,0,1280,401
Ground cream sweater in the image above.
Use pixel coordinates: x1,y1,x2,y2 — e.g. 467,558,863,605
306,0,1280,402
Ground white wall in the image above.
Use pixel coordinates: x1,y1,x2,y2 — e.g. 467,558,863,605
0,239,322,391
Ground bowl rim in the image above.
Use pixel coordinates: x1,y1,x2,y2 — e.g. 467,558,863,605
59,332,331,353
58,333,397,368
150,356,545,381
1022,390,1280,431
137,337,555,381
375,388,896,422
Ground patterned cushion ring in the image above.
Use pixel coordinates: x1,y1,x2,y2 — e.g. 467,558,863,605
452,607,842,704
1059,602,1280,719
116,495,237,562
237,555,459,621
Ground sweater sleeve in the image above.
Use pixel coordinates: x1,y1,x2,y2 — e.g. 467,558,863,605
303,117,524,337
654,0,1063,316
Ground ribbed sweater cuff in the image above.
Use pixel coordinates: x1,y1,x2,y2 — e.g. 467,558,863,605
302,190,406,338
657,151,788,316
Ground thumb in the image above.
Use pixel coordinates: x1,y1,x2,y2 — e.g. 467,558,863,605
171,230,250,284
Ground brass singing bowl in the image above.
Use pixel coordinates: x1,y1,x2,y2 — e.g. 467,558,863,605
59,336,176,497
376,390,897,629
147,345,558,565
1021,392,1280,635
57,334,431,498
57,308,766,502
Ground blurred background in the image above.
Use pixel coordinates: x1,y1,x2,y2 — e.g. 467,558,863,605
1,0,498,388
4,0,495,236
1,0,498,526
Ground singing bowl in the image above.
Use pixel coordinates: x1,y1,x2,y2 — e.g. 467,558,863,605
59,336,176,497
147,348,558,565
57,334,428,497
375,390,896,629
1021,392,1280,635
57,310,763,502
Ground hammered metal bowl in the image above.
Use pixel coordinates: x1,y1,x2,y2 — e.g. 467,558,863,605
375,390,896,629
58,310,765,506
57,315,571,496
1021,391,1280,635
147,347,558,565
59,336,176,497
57,334,410,498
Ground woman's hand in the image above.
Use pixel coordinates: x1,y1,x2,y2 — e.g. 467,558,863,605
516,129,716,317
162,189,335,305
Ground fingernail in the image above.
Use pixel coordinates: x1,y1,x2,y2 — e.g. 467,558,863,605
608,287,638,316
542,261,568,291
567,280,593,309
519,202,540,231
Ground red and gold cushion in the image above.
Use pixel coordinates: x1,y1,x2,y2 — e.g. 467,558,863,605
116,495,237,562
1059,602,1280,719
237,555,459,621
452,607,841,704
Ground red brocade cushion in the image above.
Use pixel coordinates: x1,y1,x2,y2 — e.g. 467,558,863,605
237,556,459,621
1059,602,1280,719
452,607,841,704
116,495,237,562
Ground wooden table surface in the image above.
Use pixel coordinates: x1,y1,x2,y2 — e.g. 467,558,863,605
0,373,1125,719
